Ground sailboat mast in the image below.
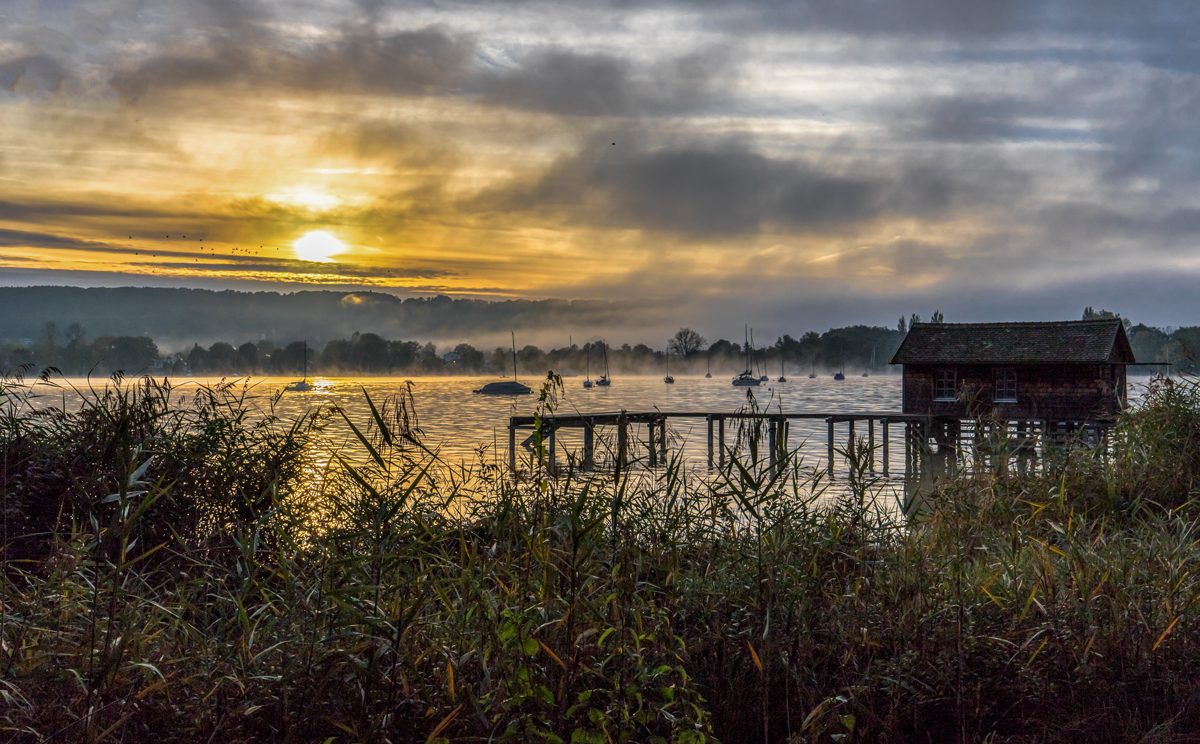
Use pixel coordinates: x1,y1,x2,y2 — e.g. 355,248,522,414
511,331,518,381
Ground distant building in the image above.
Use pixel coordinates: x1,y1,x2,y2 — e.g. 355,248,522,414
442,352,461,365
890,319,1136,422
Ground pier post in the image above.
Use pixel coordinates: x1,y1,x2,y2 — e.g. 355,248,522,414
617,415,628,469
707,415,714,469
548,423,557,476
649,421,658,469
868,419,875,472
659,419,668,464
848,419,856,470
583,419,595,471
780,419,789,465
718,417,726,468
904,422,912,475
826,417,835,477
768,420,777,473
882,417,889,476
509,424,517,473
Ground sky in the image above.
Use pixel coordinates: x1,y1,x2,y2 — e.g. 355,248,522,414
2,0,1199,343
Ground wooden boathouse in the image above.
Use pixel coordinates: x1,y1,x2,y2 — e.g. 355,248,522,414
891,319,1134,420
891,318,1138,464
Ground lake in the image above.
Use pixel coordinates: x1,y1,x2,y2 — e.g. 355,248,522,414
19,373,1158,481
240,373,905,475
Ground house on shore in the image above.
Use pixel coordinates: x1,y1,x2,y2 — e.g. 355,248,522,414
890,319,1136,423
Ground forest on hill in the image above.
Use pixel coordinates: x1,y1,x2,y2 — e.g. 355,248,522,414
0,286,629,346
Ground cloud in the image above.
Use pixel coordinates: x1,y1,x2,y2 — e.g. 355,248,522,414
473,46,735,117
108,25,473,104
469,139,1025,235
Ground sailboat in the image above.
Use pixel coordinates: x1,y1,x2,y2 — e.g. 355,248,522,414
284,341,313,392
808,361,816,379
732,325,761,386
833,341,845,380
777,346,787,383
862,345,875,377
474,332,532,395
705,356,712,378
583,347,593,388
595,341,611,386
663,343,675,384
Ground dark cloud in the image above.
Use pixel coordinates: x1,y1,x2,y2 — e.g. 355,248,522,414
0,228,116,252
471,140,1023,235
473,47,734,117
108,25,473,103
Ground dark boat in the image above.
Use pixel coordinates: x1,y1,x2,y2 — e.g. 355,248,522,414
285,341,313,392
663,343,675,384
475,332,532,395
595,341,612,386
732,325,761,386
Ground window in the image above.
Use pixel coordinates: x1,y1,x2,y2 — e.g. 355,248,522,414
994,368,1017,402
934,368,956,401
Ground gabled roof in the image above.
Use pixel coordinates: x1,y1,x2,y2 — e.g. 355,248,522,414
890,319,1136,365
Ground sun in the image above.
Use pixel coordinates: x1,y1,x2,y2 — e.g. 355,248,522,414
293,231,346,263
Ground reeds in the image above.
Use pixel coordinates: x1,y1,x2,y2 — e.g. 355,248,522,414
5,373,1200,742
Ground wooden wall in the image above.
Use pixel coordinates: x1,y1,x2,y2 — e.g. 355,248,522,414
901,363,1126,420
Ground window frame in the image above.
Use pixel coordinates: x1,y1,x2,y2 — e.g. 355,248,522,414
934,368,957,401
994,368,1017,403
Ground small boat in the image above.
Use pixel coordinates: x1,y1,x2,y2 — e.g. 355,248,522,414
862,345,876,377
833,342,846,380
732,325,761,386
733,371,761,386
475,332,532,395
663,343,675,384
777,346,787,383
705,356,712,379
808,360,816,379
285,341,313,391
595,341,611,386
583,348,593,388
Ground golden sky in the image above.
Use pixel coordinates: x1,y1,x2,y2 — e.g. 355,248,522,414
2,0,1199,330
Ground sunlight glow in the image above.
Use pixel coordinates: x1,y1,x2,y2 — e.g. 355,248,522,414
293,231,346,263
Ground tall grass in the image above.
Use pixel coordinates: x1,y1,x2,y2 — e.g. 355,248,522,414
5,372,1200,742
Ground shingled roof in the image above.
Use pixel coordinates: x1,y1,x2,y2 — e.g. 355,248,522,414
890,319,1136,365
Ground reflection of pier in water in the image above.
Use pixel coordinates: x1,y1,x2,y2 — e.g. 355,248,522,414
508,410,1117,484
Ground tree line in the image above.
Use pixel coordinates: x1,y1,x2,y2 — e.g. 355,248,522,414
2,309,1192,378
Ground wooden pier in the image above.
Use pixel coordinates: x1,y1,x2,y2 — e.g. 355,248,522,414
507,410,1119,477
508,410,931,475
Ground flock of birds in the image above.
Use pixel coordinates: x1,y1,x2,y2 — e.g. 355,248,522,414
127,233,280,262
